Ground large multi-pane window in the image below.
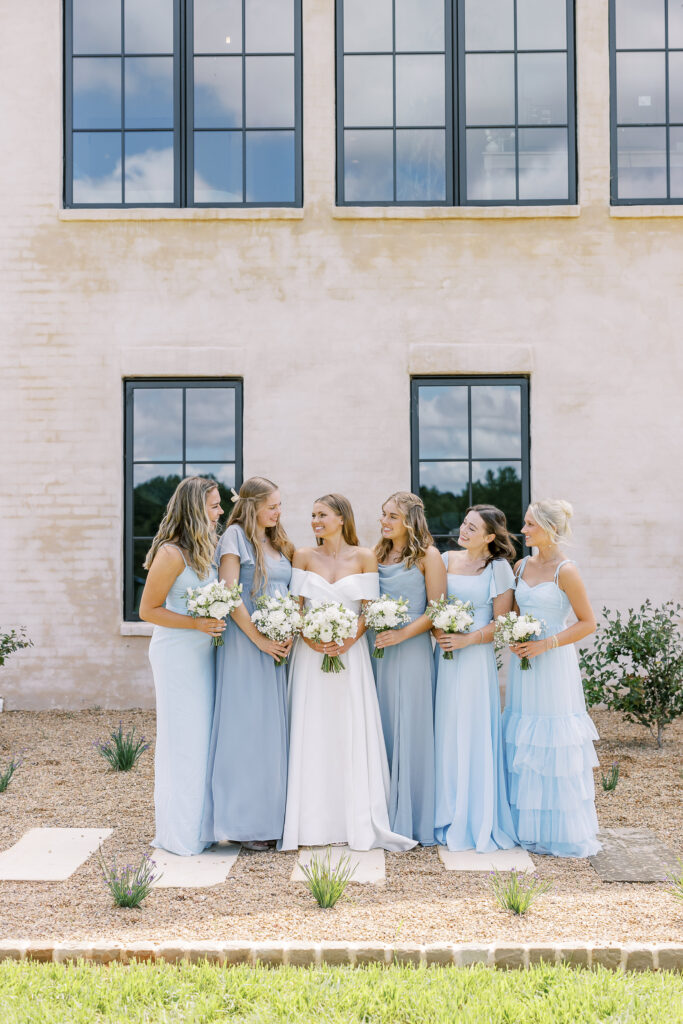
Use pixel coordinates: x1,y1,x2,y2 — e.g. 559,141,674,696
611,0,683,202
411,378,530,551
65,0,302,207
124,380,243,620
337,0,576,205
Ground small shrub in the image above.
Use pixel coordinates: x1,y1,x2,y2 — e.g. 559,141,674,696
489,868,553,916
95,724,150,772
300,847,356,908
0,753,23,793
0,628,33,667
600,762,620,791
580,600,683,748
100,852,160,908
668,860,683,904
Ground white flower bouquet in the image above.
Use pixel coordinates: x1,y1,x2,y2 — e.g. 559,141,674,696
494,611,544,670
250,591,303,666
363,596,411,659
185,579,243,647
301,601,358,674
426,595,475,660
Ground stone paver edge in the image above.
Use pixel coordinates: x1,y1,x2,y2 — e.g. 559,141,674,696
0,941,680,970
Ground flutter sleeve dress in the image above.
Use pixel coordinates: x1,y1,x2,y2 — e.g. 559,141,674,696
201,524,292,844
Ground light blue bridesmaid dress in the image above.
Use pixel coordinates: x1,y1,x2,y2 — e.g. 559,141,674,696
503,557,601,858
149,545,216,856
434,555,518,852
201,524,291,843
371,562,436,846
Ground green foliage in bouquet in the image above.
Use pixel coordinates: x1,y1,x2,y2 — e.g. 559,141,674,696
300,847,356,909
0,628,33,668
579,600,683,748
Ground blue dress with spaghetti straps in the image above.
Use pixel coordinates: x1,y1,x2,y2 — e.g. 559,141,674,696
503,557,601,858
371,561,436,846
201,524,291,843
149,544,216,856
433,555,518,852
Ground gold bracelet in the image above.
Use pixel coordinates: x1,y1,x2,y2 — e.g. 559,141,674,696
550,635,559,650
478,629,484,645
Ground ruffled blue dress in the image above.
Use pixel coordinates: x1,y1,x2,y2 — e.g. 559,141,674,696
434,556,518,852
503,557,601,858
201,524,291,843
149,545,216,856
371,562,436,846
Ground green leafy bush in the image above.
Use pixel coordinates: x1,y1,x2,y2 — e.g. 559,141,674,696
0,628,33,667
0,754,23,793
580,600,683,748
600,762,620,792
94,724,150,772
100,852,160,908
489,868,553,916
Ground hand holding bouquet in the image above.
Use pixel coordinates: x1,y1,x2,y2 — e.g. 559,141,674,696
494,611,544,670
185,579,243,646
301,601,358,673
363,596,411,658
250,591,303,666
426,596,475,659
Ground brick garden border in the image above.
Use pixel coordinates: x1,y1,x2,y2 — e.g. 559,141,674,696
0,941,680,970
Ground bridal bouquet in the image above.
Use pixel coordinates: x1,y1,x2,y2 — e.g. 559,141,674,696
251,591,303,666
301,601,358,674
364,596,411,659
426,595,475,660
494,611,544,670
185,579,243,647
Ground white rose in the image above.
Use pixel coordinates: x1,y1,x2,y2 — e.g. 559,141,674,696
208,601,231,619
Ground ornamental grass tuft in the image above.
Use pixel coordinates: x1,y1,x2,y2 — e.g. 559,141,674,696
94,723,150,772
100,852,160,908
300,847,356,908
667,859,683,904
601,762,620,791
489,868,553,916
0,753,23,793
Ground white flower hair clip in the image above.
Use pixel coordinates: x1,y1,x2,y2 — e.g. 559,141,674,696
230,488,240,503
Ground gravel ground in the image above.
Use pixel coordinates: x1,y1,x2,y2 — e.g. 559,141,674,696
0,709,681,945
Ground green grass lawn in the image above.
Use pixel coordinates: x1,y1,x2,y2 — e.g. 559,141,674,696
0,962,682,1024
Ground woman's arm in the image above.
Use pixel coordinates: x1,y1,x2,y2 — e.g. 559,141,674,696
139,546,225,638
374,545,447,649
219,552,291,661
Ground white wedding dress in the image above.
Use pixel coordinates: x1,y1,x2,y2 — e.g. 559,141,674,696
280,569,416,852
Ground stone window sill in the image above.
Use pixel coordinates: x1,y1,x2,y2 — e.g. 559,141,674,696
120,622,153,637
59,207,304,222
610,205,683,218
332,205,580,220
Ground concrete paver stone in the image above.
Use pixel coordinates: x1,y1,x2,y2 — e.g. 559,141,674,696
0,828,112,881
291,846,385,884
151,843,241,888
438,846,534,872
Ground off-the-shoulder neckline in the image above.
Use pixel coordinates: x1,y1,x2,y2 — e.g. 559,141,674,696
293,568,378,586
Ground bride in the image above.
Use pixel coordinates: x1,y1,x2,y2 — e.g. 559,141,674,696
280,494,415,852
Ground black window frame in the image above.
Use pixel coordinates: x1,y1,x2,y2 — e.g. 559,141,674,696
64,0,303,209
609,0,683,205
123,378,243,621
410,375,530,550
336,1,577,207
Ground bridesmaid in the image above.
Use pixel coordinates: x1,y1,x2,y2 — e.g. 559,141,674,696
434,505,518,852
504,499,600,857
371,492,446,846
201,477,294,851
139,477,225,856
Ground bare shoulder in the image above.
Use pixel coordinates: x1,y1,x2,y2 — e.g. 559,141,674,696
357,547,378,572
422,545,445,569
155,543,185,568
293,546,316,570
513,558,524,574
557,561,583,587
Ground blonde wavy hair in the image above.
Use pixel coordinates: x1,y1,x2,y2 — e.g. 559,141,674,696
228,476,295,594
529,498,574,543
314,494,359,547
374,492,434,569
144,476,220,579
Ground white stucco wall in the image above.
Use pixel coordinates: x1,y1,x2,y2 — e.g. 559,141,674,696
0,1,681,708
